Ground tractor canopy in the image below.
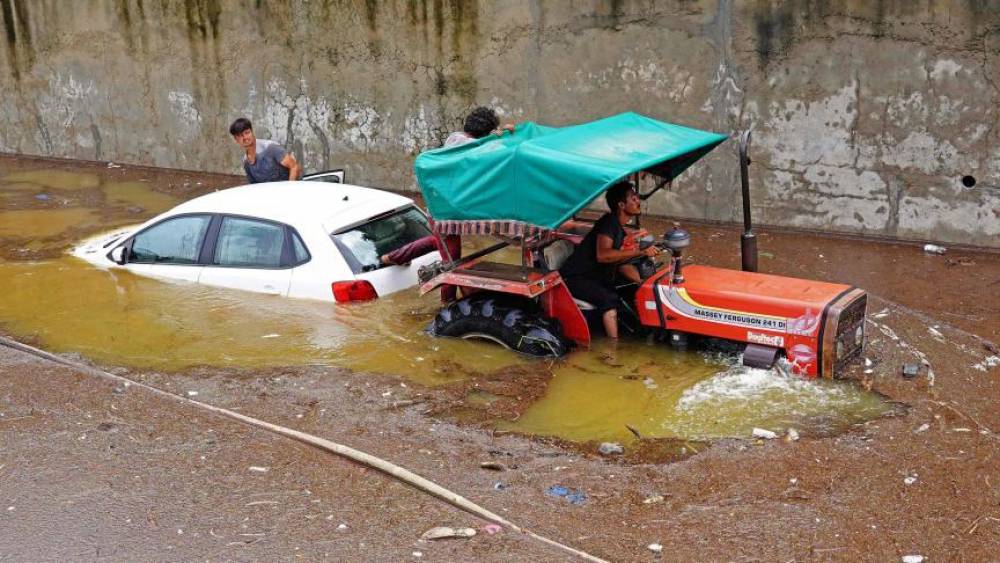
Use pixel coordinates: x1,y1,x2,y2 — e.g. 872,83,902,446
415,112,727,237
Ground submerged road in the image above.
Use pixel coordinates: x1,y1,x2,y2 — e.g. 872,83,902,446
1,154,998,561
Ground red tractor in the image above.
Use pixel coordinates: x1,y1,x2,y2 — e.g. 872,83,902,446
414,113,866,378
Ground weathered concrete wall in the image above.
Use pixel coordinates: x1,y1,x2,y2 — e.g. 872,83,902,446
1,0,998,246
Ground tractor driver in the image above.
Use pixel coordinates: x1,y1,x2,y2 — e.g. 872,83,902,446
559,181,661,339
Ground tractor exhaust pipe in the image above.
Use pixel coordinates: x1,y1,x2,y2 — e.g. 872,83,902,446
739,128,758,273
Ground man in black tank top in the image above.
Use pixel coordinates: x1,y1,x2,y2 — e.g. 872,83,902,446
560,181,661,339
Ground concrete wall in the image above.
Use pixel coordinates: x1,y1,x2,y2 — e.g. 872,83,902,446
1,0,998,246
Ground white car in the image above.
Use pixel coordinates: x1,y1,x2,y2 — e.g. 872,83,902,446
73,174,441,302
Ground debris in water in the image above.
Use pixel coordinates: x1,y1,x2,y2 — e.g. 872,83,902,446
480,523,502,535
904,475,917,485
901,364,920,379
546,485,587,505
642,377,658,390
261,333,280,339
648,543,663,554
186,390,198,397
493,481,510,491
972,355,1000,372
922,244,946,255
928,326,944,339
785,428,800,442
337,523,348,530
642,495,665,504
914,423,930,433
420,526,476,541
107,162,122,168
412,551,423,558
902,555,924,563
598,442,624,456
34,193,50,201
479,461,506,471
248,466,269,473
752,428,777,440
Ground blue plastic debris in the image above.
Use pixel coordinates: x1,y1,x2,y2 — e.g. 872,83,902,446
545,485,587,505
34,193,50,201
546,485,569,497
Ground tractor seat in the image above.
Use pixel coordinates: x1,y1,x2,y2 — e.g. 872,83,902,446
541,239,575,271
540,240,596,311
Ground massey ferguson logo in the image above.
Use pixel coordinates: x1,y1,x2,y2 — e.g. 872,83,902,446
747,332,785,347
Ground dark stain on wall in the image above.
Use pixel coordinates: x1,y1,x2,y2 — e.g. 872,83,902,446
752,0,993,68
180,0,227,140
364,0,378,30
753,1,795,68
1,0,21,80
184,0,221,39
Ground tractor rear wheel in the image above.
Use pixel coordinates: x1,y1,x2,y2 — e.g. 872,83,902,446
429,294,572,357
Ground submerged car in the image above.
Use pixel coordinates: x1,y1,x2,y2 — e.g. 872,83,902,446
73,176,440,302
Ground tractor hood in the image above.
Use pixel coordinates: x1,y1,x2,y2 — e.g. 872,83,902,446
415,112,727,235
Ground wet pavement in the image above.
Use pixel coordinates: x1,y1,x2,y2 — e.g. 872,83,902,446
1,153,998,561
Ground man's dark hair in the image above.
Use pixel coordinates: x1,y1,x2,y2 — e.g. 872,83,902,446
606,181,635,211
463,107,500,139
229,117,253,136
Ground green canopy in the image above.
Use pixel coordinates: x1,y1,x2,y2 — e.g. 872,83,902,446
415,112,727,232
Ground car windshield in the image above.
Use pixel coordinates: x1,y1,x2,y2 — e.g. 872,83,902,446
331,207,431,273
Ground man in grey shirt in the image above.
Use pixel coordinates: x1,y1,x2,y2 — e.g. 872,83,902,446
229,117,302,183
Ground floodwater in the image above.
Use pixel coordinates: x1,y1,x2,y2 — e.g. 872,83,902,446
0,161,895,444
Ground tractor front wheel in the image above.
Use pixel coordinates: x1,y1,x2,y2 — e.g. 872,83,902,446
429,295,571,357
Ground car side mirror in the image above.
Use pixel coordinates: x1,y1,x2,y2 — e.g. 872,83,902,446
109,246,128,265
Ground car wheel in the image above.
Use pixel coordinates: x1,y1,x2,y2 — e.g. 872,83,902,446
429,294,572,357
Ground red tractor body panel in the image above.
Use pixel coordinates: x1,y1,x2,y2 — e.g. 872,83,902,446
635,264,867,377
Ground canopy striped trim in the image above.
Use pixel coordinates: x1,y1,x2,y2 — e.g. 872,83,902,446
432,219,556,242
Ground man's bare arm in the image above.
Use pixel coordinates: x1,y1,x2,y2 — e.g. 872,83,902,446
281,153,303,180
595,234,659,263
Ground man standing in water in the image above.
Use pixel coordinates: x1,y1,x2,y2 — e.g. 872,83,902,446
229,117,302,183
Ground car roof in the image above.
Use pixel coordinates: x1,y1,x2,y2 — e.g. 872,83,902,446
169,181,414,229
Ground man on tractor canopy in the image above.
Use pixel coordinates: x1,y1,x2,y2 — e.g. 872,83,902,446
559,181,661,339
380,107,514,302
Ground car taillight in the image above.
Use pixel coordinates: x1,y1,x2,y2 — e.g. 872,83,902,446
332,280,378,302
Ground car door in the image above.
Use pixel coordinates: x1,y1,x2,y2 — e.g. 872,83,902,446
197,215,293,296
302,169,346,184
123,214,211,282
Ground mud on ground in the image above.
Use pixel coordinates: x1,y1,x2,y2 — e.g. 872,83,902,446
0,154,998,561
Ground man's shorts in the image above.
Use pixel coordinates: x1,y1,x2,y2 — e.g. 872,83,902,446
563,276,619,314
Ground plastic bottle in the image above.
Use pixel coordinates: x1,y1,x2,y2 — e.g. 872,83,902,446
923,244,947,255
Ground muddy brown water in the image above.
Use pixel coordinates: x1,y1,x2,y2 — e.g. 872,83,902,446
4,154,960,446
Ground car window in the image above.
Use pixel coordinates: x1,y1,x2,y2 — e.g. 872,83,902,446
292,232,310,264
331,207,432,273
214,217,286,268
130,215,211,264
